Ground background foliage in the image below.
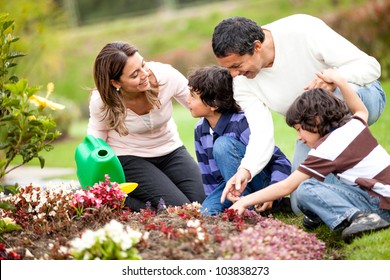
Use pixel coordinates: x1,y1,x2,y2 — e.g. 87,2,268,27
1,0,389,170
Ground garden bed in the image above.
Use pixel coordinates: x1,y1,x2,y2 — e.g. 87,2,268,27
0,177,326,260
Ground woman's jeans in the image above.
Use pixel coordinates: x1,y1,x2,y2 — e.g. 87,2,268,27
201,136,271,215
290,80,387,215
295,178,390,230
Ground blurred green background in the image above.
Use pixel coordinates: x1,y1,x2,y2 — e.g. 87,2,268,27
1,0,389,180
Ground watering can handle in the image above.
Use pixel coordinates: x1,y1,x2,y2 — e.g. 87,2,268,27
85,135,104,149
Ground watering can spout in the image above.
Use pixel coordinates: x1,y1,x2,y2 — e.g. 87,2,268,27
118,182,138,194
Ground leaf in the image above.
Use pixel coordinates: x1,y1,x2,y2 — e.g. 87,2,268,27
0,142,10,149
4,80,25,95
0,201,16,211
0,219,22,234
5,62,17,69
2,20,14,31
38,155,45,168
6,51,25,59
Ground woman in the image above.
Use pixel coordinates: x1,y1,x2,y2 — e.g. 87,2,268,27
88,41,205,211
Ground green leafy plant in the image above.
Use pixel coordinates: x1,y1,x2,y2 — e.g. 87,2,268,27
0,217,21,235
0,14,62,182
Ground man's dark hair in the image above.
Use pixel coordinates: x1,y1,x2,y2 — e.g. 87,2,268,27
212,16,265,57
188,65,240,114
286,88,352,137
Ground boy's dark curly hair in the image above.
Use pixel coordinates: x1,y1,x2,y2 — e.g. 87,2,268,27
285,88,352,137
187,65,241,114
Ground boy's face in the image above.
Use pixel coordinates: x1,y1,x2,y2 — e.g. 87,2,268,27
186,89,214,118
293,124,321,148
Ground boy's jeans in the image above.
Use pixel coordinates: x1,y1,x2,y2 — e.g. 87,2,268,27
295,178,390,230
201,136,270,215
290,80,387,215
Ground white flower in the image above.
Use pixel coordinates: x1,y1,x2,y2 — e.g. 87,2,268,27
94,228,107,244
104,220,125,243
69,219,142,260
197,231,205,241
31,192,38,202
69,237,85,253
83,252,91,260
187,219,201,228
22,193,31,203
142,231,150,240
120,237,133,251
37,213,45,219
59,246,68,254
79,230,98,250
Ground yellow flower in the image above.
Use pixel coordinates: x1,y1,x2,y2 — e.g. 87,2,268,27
2,217,16,225
29,82,65,110
47,82,55,94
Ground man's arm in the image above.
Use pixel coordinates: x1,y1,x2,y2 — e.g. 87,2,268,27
223,81,275,199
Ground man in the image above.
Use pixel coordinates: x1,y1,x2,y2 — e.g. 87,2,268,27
212,14,386,219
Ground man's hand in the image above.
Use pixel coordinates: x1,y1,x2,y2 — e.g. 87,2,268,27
220,168,251,203
304,75,337,92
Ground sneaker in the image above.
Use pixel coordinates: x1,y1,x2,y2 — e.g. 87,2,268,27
302,215,323,230
341,213,390,243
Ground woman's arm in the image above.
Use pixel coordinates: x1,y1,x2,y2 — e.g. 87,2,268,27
87,90,109,141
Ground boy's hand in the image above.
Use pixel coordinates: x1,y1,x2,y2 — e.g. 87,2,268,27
304,76,336,92
254,201,273,212
315,67,345,86
228,199,246,215
304,68,342,92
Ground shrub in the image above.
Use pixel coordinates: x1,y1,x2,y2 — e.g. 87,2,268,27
0,14,62,182
324,0,390,79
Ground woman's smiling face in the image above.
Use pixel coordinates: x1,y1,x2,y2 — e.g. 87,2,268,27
113,52,150,93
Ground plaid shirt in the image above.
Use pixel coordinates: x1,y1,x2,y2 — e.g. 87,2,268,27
194,112,291,195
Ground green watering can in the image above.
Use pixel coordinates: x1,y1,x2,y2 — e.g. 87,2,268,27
75,135,138,193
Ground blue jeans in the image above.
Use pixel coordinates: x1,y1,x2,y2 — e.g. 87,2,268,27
290,80,387,215
201,136,271,215
295,178,390,230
